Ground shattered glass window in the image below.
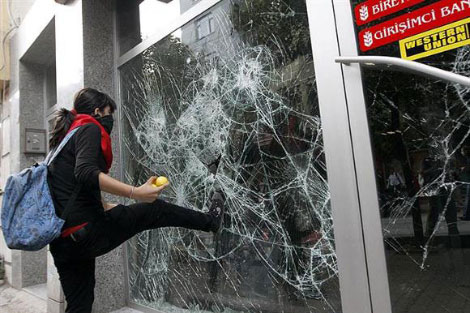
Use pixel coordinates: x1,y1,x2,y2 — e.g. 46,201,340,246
351,0,470,311
119,0,342,312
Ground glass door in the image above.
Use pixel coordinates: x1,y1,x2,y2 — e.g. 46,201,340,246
334,0,470,312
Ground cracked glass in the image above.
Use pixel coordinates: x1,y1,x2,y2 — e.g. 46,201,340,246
351,0,470,311
119,0,342,312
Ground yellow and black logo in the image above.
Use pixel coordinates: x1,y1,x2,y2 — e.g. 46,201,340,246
400,18,470,61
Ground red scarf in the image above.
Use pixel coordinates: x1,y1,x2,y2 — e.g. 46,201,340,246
66,110,113,172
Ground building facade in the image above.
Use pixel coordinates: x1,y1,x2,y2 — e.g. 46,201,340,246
1,0,470,313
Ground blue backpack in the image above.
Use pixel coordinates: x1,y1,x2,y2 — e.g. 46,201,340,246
1,128,80,251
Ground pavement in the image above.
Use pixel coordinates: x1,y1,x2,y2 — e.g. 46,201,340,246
0,283,47,313
0,282,142,313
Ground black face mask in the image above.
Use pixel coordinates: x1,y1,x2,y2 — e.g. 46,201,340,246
94,114,114,135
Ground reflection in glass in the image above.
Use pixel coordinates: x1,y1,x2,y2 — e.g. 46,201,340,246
351,0,470,311
140,0,181,40
120,1,342,312
117,0,181,55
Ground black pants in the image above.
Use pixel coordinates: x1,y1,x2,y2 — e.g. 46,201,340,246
50,199,216,313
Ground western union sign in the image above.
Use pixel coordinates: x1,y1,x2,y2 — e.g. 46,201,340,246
400,18,470,60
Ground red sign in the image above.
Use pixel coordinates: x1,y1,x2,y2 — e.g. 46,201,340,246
359,0,470,51
355,0,426,25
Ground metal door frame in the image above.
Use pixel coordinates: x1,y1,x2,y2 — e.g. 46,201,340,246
332,1,393,312
306,0,390,312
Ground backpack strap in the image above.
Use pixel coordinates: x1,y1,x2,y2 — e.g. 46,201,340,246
45,127,82,222
45,128,81,166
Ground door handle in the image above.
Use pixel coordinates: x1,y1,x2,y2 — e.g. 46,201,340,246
335,56,470,87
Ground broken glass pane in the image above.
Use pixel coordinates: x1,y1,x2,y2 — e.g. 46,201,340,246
120,1,342,312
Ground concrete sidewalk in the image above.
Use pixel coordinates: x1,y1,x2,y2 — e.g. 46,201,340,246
0,282,142,313
0,283,47,313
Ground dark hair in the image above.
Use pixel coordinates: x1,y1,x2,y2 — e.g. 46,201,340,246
49,88,117,149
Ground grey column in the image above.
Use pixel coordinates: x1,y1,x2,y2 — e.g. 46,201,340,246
18,62,48,289
82,0,126,312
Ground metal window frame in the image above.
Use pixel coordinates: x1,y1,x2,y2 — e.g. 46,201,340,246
112,1,129,306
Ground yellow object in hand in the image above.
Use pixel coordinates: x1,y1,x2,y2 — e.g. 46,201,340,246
153,176,169,187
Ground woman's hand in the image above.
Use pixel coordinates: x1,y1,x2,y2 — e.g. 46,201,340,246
133,176,169,203
98,173,168,202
